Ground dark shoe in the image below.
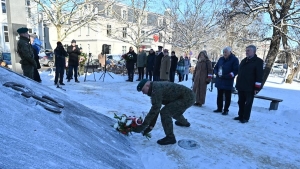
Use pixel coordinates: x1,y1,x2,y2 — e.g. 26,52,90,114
59,82,65,85
54,82,57,85
239,119,248,123
75,80,80,83
157,136,176,145
136,79,141,81
126,79,130,82
222,110,228,115
233,117,240,120
213,109,222,113
67,79,70,82
175,121,190,127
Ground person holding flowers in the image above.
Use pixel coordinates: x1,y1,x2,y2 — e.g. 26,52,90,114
133,79,195,145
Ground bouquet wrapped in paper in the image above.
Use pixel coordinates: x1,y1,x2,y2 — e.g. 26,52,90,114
112,113,151,139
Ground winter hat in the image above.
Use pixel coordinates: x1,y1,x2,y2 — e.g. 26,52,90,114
71,39,76,43
57,41,62,46
137,79,149,92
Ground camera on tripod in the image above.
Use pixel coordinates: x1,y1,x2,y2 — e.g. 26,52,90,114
102,44,111,54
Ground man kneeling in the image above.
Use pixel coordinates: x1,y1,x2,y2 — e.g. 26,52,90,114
133,79,195,145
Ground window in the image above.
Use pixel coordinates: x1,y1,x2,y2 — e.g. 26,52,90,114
107,25,111,36
28,28,33,33
122,27,127,38
26,0,30,6
2,0,6,13
159,32,162,42
122,46,127,54
141,30,145,34
122,10,127,19
106,6,112,16
3,26,9,42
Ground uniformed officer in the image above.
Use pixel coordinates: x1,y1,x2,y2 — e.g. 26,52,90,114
134,79,195,145
17,27,37,79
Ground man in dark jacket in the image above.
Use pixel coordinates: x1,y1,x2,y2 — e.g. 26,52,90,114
235,45,263,123
153,46,164,81
17,27,37,80
169,51,178,82
67,39,81,83
134,79,195,145
213,47,239,115
124,47,137,82
146,49,156,81
54,41,68,85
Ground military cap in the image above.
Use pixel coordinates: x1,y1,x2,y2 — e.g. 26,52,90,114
137,79,149,92
71,39,76,43
17,27,28,34
158,46,163,49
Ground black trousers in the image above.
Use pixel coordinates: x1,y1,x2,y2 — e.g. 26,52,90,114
182,74,188,81
137,67,144,80
146,69,153,81
55,66,65,84
217,89,232,111
178,73,183,82
67,65,78,81
238,91,255,120
33,68,41,82
127,66,134,81
169,71,176,82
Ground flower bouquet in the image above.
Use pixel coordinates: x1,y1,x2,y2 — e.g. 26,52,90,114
112,113,151,139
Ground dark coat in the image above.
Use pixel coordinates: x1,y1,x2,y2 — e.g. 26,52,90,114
170,55,178,72
146,53,156,71
153,52,164,76
125,51,137,68
235,55,264,92
54,46,68,67
67,45,81,66
214,53,239,90
32,45,41,69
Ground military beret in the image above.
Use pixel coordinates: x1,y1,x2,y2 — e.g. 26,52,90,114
137,79,149,92
17,27,28,34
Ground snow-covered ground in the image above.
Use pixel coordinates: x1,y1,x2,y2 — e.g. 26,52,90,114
1,67,299,169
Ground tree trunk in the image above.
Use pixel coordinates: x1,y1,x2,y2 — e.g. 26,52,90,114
57,26,62,42
261,28,281,87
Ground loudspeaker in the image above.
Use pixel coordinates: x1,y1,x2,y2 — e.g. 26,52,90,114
102,44,111,54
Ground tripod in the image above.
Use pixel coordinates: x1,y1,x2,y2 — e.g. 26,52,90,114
84,53,96,82
99,53,114,82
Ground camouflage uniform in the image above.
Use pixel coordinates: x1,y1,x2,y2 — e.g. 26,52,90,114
17,36,37,79
143,81,195,138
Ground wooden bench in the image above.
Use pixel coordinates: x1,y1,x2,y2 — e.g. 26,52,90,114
232,91,283,110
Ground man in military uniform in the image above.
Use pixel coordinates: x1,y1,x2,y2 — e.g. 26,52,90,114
134,79,195,145
17,27,37,79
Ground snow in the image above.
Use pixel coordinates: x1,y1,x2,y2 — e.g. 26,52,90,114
0,67,299,169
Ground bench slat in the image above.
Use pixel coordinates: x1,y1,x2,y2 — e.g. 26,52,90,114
254,95,283,102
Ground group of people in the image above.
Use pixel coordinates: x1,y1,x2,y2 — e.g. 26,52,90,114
17,27,82,85
122,46,192,82
133,45,263,146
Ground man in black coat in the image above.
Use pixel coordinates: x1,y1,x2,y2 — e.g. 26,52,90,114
67,39,81,83
54,41,68,85
125,47,137,82
169,51,178,82
235,45,263,123
146,49,156,81
153,46,164,81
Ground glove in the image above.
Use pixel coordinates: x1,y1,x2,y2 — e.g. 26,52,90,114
132,124,147,133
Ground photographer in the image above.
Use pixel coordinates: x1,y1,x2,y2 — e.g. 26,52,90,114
67,39,81,83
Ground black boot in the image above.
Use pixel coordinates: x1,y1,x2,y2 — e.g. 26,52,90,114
157,136,176,145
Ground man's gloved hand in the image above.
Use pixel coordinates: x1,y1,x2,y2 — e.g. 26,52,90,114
132,124,147,133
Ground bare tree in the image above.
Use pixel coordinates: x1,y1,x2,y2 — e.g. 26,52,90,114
162,0,222,54
108,0,165,50
33,0,115,41
226,0,300,85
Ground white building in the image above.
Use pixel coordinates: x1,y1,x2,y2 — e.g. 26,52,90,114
43,1,172,57
0,0,40,54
